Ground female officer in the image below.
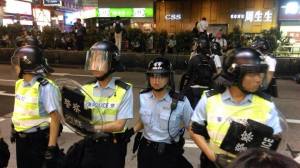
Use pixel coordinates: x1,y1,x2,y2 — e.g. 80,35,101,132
130,57,193,168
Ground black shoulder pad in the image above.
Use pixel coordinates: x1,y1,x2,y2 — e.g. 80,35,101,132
37,77,49,86
140,88,151,94
256,91,272,102
115,79,130,90
169,91,184,101
205,89,219,98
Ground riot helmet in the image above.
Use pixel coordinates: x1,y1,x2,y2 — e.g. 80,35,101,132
221,48,268,93
251,38,271,54
196,36,211,55
146,57,175,92
85,41,121,81
211,41,222,56
11,45,54,78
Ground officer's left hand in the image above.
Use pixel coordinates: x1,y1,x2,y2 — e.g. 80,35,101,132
44,146,59,168
0,138,10,168
123,128,135,143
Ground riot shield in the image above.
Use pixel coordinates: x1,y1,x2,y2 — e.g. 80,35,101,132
55,78,105,137
208,107,288,167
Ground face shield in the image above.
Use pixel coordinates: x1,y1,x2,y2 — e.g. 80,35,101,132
85,50,111,73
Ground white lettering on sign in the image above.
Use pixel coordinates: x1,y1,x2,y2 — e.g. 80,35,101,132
165,14,182,21
261,137,274,149
254,11,263,22
244,10,273,22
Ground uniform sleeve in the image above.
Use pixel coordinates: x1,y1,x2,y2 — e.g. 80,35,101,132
41,84,61,114
182,97,194,128
116,86,134,120
266,103,283,134
191,93,208,125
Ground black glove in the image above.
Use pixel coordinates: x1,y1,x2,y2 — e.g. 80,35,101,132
82,122,95,133
123,128,135,143
44,146,59,168
0,138,10,168
10,124,17,143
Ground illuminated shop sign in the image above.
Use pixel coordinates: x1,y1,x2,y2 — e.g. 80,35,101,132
279,1,300,20
245,10,273,22
43,0,62,6
165,14,182,20
4,0,32,15
230,14,245,19
230,10,273,22
98,8,153,17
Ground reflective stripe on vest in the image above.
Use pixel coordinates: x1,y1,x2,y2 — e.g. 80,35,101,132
82,82,129,132
206,93,272,147
12,79,57,132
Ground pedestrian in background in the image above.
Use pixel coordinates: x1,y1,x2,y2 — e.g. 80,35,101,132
74,18,86,50
113,16,124,52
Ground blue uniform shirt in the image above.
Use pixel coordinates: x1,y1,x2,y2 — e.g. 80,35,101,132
91,77,133,120
191,89,282,134
139,91,193,143
22,76,61,117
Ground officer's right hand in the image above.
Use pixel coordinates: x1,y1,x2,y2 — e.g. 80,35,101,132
0,138,10,168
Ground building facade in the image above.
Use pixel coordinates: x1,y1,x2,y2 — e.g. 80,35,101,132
155,0,278,34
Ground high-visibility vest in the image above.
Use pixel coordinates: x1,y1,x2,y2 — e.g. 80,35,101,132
206,93,272,147
82,82,130,132
12,79,57,132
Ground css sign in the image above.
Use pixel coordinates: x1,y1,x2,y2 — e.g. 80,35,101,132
165,14,182,21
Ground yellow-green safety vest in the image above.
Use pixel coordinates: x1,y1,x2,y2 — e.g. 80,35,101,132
206,93,272,147
82,81,130,133
12,79,57,132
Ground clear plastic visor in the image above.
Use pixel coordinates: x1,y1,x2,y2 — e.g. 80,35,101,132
85,50,110,72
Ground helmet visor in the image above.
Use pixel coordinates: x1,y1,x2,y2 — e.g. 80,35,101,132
85,50,110,72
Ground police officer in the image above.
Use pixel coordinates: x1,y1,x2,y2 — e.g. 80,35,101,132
251,38,278,97
190,48,284,168
80,41,133,168
130,57,193,168
0,130,10,168
10,45,61,168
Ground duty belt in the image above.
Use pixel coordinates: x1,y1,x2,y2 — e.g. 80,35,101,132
16,127,49,138
90,132,125,144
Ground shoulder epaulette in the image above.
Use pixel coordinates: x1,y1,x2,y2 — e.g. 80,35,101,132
115,79,130,90
140,88,152,94
36,77,49,86
256,91,272,102
205,89,219,98
169,91,184,101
